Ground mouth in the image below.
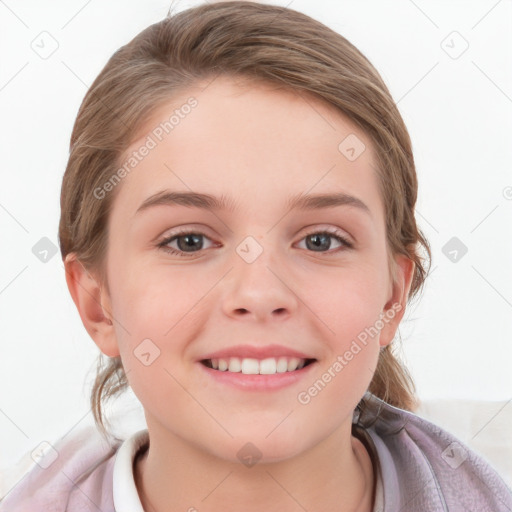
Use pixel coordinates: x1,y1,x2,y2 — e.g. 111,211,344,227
200,356,317,375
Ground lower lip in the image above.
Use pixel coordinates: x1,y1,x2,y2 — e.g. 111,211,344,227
197,361,317,391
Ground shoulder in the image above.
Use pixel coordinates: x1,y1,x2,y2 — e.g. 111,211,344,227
355,393,512,512
0,425,121,512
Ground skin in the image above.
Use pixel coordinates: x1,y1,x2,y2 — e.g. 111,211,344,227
65,75,414,512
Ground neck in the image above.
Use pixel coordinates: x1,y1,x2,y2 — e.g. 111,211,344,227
134,423,375,512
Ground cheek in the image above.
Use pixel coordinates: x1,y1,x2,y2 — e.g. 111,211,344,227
310,267,386,339
109,259,207,337
305,268,385,394
297,272,384,409
110,275,202,423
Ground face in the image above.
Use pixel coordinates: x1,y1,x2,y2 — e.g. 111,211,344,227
96,76,406,463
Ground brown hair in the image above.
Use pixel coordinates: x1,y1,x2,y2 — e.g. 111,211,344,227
59,0,431,440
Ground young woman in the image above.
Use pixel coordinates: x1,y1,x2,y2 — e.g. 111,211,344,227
2,2,511,511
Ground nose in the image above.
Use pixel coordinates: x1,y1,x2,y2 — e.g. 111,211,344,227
221,244,299,323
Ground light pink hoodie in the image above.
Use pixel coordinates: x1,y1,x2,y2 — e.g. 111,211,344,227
1,393,511,511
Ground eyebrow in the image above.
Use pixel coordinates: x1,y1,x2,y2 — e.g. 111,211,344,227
135,190,371,217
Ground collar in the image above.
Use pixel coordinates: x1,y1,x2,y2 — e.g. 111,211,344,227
113,428,149,511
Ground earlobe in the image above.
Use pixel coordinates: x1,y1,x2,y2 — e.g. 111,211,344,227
379,254,416,348
63,254,120,357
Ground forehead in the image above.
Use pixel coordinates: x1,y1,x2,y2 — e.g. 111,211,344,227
113,75,383,223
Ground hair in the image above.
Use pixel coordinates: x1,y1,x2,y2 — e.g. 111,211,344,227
59,0,431,441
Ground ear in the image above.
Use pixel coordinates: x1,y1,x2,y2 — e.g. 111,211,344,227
64,253,120,357
378,254,415,348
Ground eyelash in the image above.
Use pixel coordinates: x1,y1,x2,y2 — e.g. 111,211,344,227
157,227,354,258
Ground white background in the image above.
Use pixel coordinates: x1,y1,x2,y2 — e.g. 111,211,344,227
1,0,511,474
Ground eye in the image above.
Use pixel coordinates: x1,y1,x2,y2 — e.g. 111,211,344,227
157,227,353,258
158,230,216,257
296,228,353,253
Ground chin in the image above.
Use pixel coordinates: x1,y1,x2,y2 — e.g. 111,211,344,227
218,429,316,466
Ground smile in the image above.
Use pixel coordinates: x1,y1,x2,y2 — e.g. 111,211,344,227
197,344,318,390
201,357,316,375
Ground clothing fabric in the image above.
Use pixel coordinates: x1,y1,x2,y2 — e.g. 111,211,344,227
1,393,511,511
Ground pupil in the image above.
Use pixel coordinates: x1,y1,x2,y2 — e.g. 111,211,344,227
178,234,203,252
306,233,330,251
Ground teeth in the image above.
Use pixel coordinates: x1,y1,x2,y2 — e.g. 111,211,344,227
208,356,311,374
259,358,277,375
241,358,259,374
287,357,300,371
276,357,288,373
228,357,241,372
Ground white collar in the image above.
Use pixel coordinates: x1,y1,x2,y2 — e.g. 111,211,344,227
112,429,149,512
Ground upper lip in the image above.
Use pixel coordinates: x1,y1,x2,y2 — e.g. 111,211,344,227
198,344,316,361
